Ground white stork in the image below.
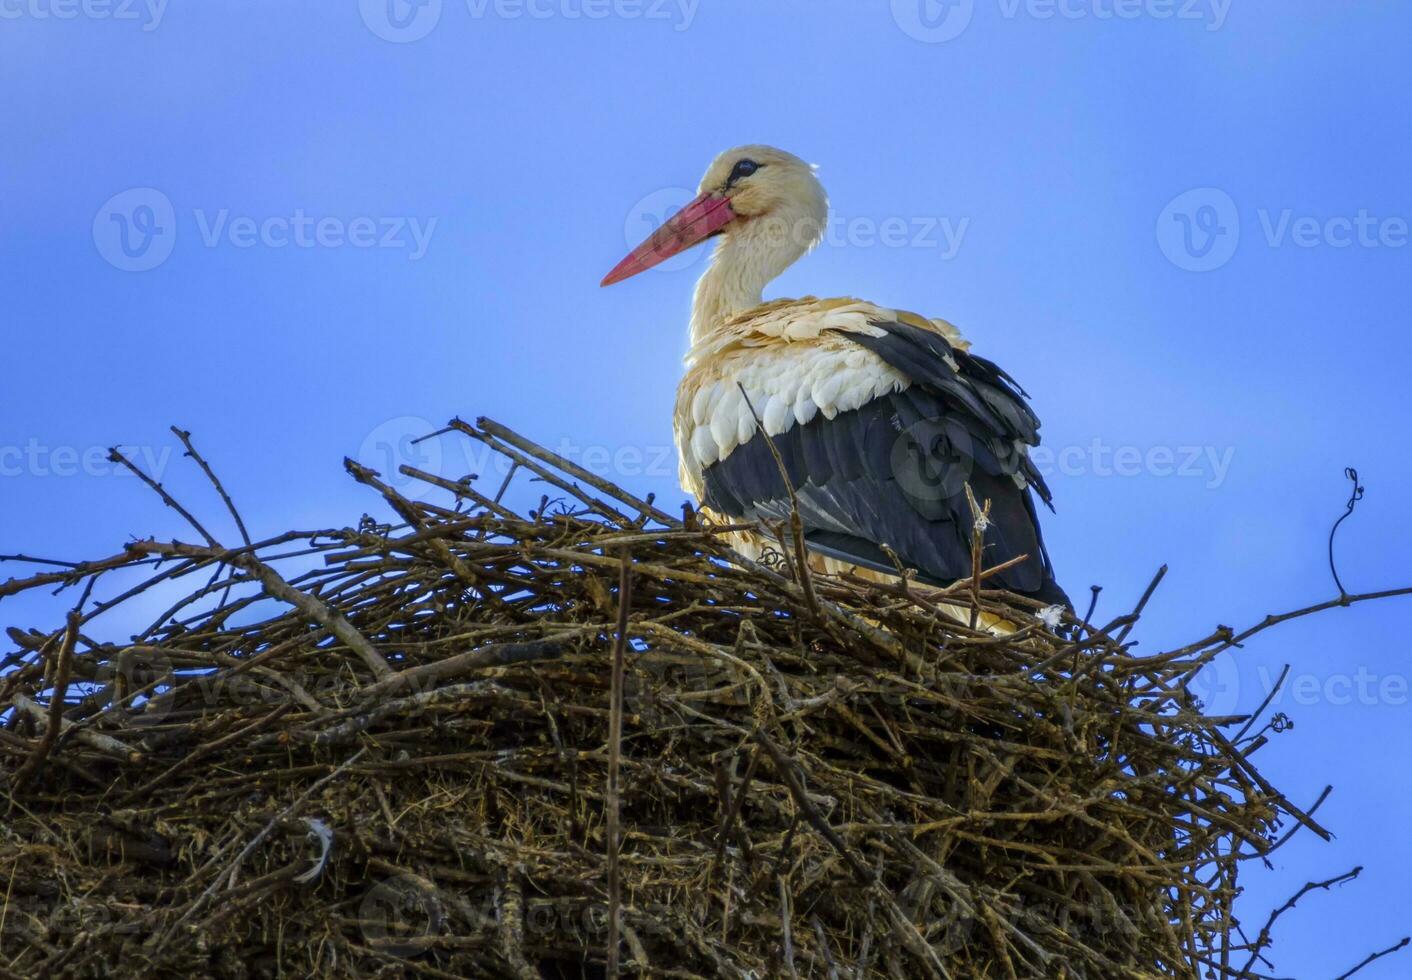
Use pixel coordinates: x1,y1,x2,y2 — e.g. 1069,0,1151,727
602,145,1069,617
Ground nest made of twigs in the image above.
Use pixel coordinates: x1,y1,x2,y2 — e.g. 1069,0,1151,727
0,417,1381,979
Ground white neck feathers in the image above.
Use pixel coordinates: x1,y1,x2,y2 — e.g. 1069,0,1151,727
689,203,824,345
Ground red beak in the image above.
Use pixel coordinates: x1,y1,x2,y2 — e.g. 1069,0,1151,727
601,192,736,286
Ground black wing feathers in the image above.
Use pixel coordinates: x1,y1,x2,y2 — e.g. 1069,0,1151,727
699,319,1068,608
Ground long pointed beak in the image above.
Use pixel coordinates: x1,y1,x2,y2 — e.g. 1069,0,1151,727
601,192,736,286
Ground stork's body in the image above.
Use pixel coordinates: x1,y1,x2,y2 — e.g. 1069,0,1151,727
604,146,1068,612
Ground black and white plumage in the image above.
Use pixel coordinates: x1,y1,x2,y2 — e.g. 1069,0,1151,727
695,317,1068,609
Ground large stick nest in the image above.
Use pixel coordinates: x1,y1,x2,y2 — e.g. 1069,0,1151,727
0,418,1362,978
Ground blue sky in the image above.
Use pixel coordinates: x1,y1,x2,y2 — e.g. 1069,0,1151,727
3,1,1410,973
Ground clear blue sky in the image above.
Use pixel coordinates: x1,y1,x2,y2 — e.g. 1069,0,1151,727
3,2,1409,974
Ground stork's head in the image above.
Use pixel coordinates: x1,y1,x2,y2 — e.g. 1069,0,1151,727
602,144,828,287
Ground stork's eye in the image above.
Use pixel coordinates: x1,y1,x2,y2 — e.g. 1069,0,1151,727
728,159,761,184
